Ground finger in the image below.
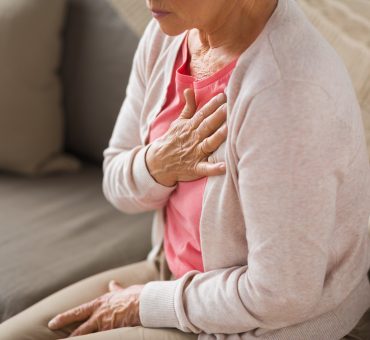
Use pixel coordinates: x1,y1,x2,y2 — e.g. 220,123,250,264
179,88,196,119
190,92,226,130
48,301,95,330
196,103,227,140
109,280,124,292
68,318,98,337
195,161,226,177
197,122,228,157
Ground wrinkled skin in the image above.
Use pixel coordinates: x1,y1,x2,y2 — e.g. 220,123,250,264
145,88,228,187
48,281,145,337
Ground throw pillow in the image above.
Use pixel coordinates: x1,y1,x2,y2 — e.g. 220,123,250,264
0,0,80,176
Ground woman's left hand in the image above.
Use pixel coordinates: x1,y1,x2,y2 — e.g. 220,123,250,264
47,280,145,337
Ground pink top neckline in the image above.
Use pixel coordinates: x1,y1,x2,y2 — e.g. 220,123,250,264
176,31,239,89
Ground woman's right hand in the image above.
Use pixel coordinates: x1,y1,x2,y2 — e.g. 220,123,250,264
145,88,228,187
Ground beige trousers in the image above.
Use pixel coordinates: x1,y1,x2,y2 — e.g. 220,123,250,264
0,247,368,340
0,247,198,340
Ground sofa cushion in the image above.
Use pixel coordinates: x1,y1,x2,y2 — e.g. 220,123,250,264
62,0,140,164
0,163,153,322
298,0,370,160
0,0,80,176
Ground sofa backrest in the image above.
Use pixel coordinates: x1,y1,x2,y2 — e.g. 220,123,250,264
61,0,142,164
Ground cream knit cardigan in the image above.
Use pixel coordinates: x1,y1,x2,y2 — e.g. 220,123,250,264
102,0,370,339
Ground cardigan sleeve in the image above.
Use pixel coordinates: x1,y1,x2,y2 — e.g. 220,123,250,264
139,80,352,334
102,19,177,215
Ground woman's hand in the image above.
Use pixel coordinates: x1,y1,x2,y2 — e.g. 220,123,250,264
146,88,228,187
47,280,145,337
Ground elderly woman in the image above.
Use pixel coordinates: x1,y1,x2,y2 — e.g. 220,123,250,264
1,0,370,339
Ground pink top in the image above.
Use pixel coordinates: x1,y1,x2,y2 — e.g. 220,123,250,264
147,30,238,279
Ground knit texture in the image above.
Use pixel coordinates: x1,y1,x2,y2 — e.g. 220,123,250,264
102,0,370,338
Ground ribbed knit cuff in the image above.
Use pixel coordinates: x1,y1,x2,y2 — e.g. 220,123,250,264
132,144,177,200
139,279,180,329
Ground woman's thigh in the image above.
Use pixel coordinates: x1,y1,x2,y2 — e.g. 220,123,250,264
68,326,198,340
0,259,159,340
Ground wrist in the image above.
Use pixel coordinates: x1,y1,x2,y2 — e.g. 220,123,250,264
145,143,177,187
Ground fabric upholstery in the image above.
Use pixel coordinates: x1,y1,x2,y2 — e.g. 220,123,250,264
62,0,140,164
0,163,153,322
298,0,370,160
0,0,80,176
0,256,197,340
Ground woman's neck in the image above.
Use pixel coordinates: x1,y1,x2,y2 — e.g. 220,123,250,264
193,0,278,59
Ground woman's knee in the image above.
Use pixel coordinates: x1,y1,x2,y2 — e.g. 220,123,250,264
0,308,71,340
0,260,159,340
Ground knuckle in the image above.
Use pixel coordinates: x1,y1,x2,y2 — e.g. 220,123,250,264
193,162,202,175
220,102,227,111
182,107,191,116
218,128,227,138
93,315,102,331
197,110,205,120
199,119,211,135
188,117,197,130
170,122,183,139
199,162,207,175
218,124,227,136
177,125,190,142
101,323,111,331
192,128,202,144
93,299,102,309
200,139,211,155
97,311,105,321
72,308,82,317
214,104,226,118
207,153,215,163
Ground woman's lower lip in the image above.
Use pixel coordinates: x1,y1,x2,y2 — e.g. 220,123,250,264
151,11,170,19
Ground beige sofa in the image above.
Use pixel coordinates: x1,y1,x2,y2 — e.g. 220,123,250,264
0,0,369,330
0,0,153,322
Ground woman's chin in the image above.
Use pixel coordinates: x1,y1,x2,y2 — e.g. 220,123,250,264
156,21,186,36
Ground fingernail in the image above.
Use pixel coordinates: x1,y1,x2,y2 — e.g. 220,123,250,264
219,163,226,169
48,320,56,329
